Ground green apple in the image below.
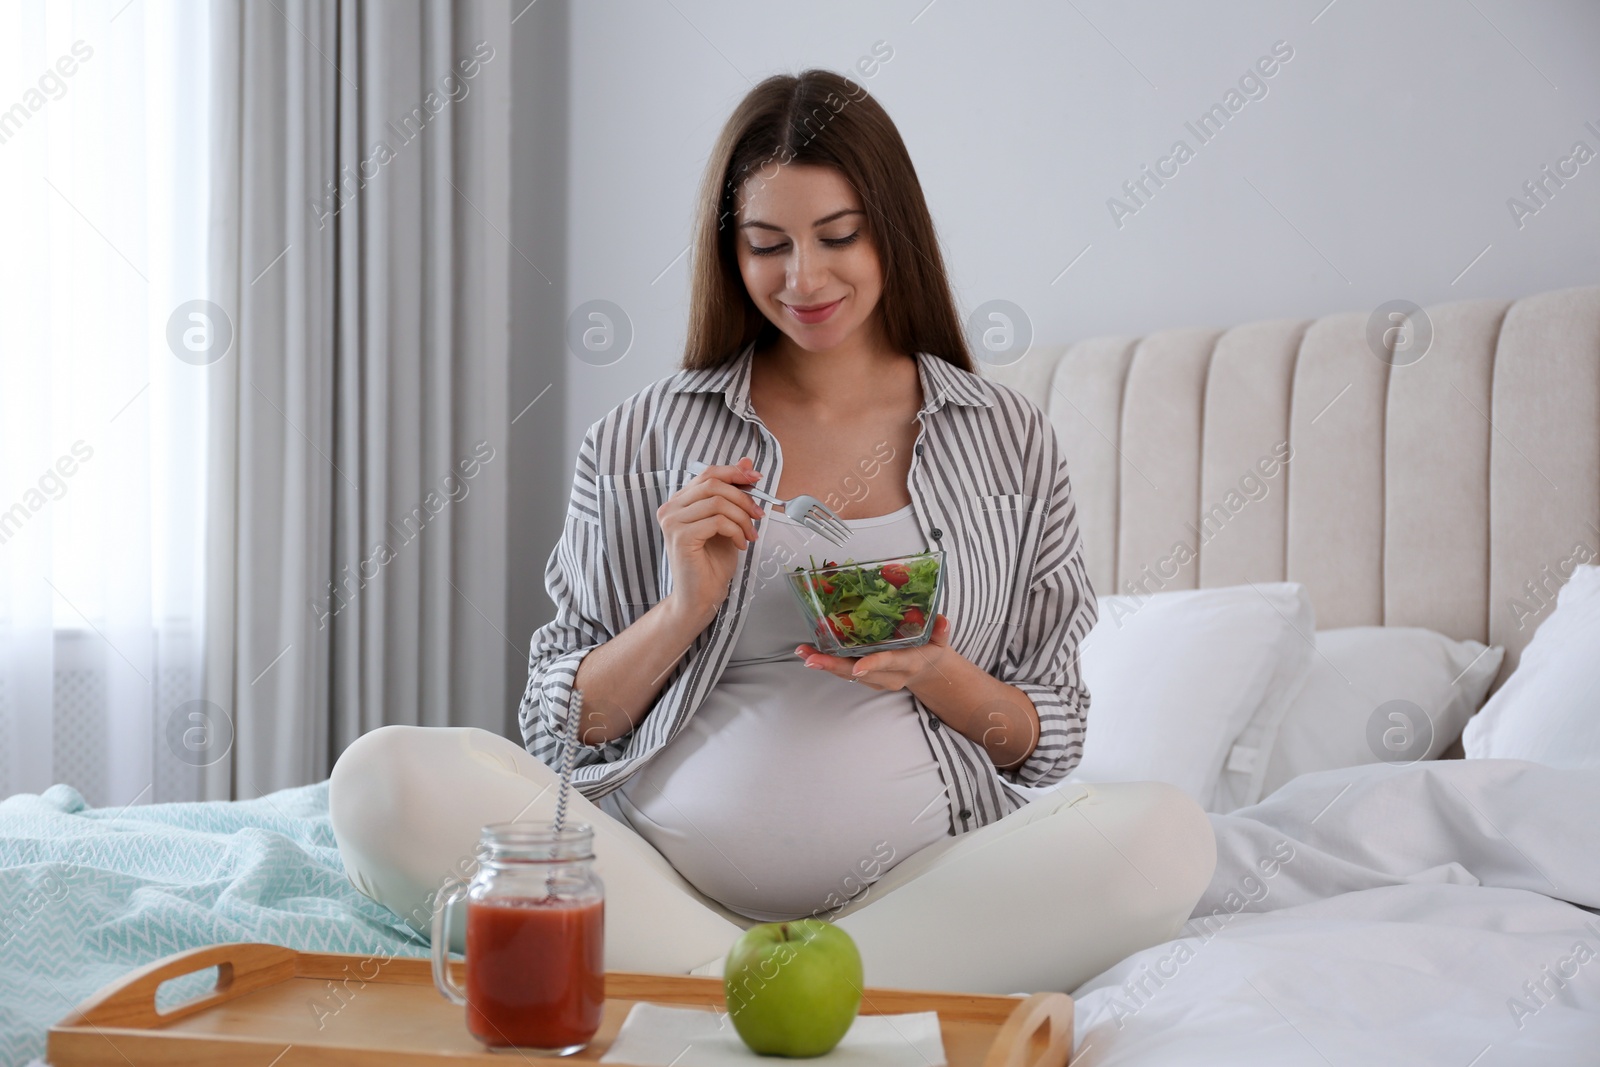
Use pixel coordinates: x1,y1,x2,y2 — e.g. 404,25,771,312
723,919,864,1057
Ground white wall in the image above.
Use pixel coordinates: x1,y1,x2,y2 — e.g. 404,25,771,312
557,0,1600,483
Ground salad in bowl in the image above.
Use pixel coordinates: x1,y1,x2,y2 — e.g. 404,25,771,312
787,550,944,657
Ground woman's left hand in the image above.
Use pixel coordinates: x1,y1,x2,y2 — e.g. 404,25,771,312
794,614,955,692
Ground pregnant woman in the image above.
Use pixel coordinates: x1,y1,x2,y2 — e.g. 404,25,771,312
330,69,1214,993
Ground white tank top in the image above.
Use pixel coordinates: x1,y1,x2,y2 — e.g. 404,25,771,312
616,505,950,921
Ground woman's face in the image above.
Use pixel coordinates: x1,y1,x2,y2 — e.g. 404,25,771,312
733,163,884,354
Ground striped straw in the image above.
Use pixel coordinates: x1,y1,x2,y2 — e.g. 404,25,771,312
552,688,584,834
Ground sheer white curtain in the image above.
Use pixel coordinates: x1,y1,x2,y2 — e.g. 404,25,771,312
0,2,220,805
2,0,519,808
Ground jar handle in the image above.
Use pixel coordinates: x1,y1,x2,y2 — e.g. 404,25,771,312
430,877,470,1006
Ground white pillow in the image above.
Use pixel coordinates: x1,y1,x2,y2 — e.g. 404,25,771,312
1058,583,1315,812
1259,627,1503,798
1463,564,1600,766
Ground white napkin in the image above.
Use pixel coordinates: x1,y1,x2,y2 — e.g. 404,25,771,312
600,1003,947,1067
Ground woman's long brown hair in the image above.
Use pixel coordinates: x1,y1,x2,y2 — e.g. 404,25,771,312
682,69,973,374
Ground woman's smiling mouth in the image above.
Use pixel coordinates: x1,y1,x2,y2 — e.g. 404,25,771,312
783,297,844,324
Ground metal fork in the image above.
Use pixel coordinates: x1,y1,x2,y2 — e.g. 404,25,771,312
685,459,851,547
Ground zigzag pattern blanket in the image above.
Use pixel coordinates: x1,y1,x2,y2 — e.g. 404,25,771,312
0,781,427,1067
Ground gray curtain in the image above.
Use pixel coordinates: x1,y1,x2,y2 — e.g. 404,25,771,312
203,0,515,799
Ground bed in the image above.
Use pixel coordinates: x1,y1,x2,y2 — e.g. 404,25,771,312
983,281,1600,1063
1068,759,1600,1064
3,283,1598,1066
985,283,1600,681
0,783,429,1066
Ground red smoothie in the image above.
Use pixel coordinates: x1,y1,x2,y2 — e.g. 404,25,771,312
464,895,605,1050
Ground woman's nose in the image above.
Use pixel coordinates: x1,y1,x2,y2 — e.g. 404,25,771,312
786,243,829,295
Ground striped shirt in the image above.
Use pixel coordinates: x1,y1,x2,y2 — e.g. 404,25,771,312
518,341,1097,835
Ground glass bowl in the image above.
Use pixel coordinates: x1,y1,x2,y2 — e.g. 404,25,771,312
785,549,945,658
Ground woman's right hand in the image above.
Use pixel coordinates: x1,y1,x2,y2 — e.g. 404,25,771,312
658,457,766,624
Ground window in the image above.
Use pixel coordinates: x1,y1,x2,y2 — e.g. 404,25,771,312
0,1,216,804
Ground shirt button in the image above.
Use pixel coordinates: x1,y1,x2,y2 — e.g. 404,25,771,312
914,444,923,456
927,714,941,729
930,528,943,541
958,808,972,821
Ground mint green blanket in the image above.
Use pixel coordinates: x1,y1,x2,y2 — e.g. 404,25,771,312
0,781,428,1067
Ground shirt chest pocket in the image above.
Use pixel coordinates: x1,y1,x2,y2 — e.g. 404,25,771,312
594,469,693,623
948,493,1046,630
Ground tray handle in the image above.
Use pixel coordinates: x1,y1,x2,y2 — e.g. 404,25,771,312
57,942,299,1031
981,991,1075,1067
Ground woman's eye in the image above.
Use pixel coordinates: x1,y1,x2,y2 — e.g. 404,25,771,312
747,232,861,257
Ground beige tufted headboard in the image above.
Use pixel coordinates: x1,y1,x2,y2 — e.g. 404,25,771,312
983,283,1600,687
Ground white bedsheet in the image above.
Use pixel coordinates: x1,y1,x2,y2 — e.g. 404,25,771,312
1070,759,1600,1066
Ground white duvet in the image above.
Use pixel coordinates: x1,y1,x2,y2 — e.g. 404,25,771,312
1071,759,1600,1066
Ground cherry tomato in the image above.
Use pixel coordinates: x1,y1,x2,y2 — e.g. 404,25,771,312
893,607,928,639
879,563,911,588
821,615,852,642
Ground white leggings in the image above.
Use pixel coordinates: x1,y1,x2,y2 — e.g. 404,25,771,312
327,725,1216,994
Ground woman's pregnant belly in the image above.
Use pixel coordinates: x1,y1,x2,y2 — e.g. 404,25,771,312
616,660,951,922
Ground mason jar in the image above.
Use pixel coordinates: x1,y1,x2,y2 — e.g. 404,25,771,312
431,821,605,1055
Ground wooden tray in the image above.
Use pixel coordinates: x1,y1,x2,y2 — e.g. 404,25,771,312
49,943,1074,1067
